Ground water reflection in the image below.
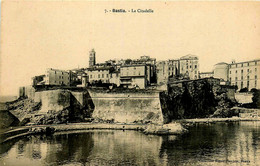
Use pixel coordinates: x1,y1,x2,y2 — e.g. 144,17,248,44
0,122,260,165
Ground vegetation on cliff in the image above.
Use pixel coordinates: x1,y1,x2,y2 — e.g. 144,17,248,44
238,89,260,109
161,80,237,121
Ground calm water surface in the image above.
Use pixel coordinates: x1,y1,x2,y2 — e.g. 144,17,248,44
1,121,260,166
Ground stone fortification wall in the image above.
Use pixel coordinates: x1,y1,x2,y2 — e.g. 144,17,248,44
34,90,70,114
235,93,253,104
88,90,164,124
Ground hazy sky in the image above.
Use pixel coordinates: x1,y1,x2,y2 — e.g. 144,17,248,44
1,1,260,96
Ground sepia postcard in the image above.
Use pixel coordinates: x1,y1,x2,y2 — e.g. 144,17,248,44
0,1,260,165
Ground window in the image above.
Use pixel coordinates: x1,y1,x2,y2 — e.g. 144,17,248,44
247,76,249,80
236,70,237,74
255,68,257,72
98,74,100,78
247,63,249,66
241,82,243,89
195,71,197,74
107,74,109,78
190,65,192,69
247,69,249,72
255,61,258,65
255,81,257,88
230,78,231,82
241,76,243,80
186,66,188,69
102,74,104,78
90,75,92,78
241,63,243,67
230,71,231,74
235,77,237,81
195,65,197,69
247,81,249,88
241,70,243,73
256,75,257,79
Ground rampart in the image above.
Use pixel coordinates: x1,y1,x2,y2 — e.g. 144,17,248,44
88,90,164,124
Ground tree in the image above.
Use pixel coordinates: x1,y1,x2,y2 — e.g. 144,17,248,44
125,59,132,65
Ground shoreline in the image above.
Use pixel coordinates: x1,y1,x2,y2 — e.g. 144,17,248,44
175,117,260,124
0,123,148,144
1,117,260,144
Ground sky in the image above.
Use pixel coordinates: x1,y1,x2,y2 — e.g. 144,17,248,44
1,1,260,96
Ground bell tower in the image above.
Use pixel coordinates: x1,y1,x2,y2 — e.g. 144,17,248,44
89,49,96,68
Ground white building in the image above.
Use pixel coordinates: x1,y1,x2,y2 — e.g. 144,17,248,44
229,59,260,90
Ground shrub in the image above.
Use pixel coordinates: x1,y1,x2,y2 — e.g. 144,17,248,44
239,87,248,93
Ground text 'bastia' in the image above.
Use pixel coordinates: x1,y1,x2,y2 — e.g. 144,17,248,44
112,9,154,13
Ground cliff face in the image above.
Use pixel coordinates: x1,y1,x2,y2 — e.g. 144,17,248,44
160,80,236,122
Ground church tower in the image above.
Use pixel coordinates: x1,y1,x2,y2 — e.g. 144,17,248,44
89,49,96,68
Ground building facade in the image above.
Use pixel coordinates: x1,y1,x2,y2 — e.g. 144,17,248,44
156,61,169,85
120,64,151,89
168,59,180,77
229,59,260,90
86,67,113,84
44,68,70,86
179,55,199,80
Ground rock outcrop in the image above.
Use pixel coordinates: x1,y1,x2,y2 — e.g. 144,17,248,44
6,90,94,125
160,79,236,122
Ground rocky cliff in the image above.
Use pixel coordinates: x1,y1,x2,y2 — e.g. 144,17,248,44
160,79,236,122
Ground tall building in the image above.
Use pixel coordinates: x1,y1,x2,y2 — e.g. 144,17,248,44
156,60,180,85
89,49,96,68
179,55,199,80
229,59,260,90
